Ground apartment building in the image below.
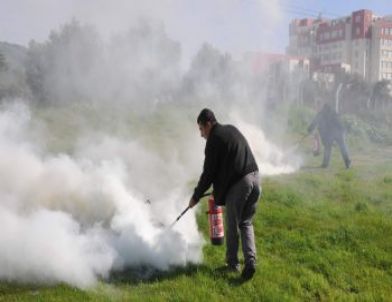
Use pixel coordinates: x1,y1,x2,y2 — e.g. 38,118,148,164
371,15,392,81
288,9,392,83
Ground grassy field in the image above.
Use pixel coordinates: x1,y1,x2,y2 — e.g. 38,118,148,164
1,112,392,301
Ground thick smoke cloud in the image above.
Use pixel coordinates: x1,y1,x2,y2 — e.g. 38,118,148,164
0,0,302,289
0,102,203,288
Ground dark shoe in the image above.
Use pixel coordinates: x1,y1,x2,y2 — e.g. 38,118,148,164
216,263,240,273
241,263,256,280
345,160,351,169
227,263,240,273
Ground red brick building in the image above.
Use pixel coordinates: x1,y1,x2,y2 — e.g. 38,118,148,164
288,9,392,82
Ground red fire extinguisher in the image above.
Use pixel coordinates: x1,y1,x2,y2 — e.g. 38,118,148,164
207,195,224,245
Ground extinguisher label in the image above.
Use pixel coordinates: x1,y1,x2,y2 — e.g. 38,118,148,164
211,214,224,237
213,225,224,237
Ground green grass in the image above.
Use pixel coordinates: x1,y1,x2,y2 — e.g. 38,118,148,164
2,145,392,301
2,104,392,301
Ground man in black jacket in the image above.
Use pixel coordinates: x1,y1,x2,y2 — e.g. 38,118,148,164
188,108,261,280
308,103,351,168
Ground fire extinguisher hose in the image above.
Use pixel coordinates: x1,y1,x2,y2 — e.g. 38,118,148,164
169,192,212,228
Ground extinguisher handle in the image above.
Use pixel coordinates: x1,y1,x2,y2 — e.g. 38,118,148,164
201,192,212,198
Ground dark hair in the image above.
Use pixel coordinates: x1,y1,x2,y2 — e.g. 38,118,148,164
197,108,217,125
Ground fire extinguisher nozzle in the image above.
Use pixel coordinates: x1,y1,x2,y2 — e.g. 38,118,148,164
169,206,191,228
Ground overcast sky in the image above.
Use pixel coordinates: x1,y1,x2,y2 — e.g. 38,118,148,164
0,0,391,60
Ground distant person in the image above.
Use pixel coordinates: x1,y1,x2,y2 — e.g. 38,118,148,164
188,108,261,280
308,103,351,168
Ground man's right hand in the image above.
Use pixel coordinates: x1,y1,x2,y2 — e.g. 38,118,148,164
188,198,197,208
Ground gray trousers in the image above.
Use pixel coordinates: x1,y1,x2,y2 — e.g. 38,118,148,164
322,135,350,168
225,171,261,267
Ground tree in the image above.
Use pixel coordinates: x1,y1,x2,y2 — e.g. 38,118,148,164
320,70,374,113
0,52,6,71
182,43,236,101
107,19,182,104
370,80,392,110
26,19,104,103
26,18,182,105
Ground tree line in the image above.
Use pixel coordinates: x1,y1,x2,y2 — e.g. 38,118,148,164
0,19,391,113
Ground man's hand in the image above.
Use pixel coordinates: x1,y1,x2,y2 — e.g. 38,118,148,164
188,197,198,208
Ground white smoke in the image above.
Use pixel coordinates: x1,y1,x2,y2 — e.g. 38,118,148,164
237,120,302,175
0,98,300,288
0,0,300,289
1,0,286,64
0,102,203,288
230,111,302,175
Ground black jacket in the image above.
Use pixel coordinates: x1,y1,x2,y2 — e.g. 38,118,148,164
192,123,258,205
308,104,344,146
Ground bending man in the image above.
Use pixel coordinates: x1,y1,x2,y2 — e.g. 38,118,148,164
189,108,261,280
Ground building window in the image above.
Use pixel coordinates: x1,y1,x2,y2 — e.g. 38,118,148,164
356,27,361,35
355,15,362,23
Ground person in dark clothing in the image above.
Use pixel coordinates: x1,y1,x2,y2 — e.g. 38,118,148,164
188,108,261,280
308,103,351,168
